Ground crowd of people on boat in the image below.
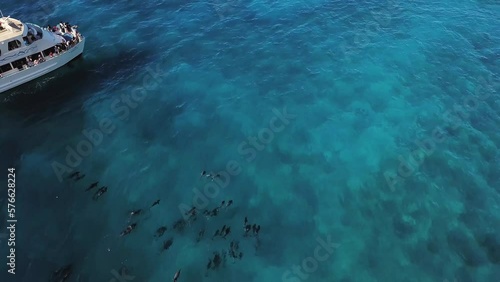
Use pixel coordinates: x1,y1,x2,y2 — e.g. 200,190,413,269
26,54,45,67
47,21,82,48
18,44,62,70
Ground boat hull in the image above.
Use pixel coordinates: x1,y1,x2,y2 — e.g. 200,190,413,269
0,38,85,93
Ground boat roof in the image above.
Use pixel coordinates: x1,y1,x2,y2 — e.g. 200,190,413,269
0,17,25,42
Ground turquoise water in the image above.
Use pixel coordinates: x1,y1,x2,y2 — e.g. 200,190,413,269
0,0,499,281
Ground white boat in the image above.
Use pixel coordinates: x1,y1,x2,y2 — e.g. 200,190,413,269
0,14,85,93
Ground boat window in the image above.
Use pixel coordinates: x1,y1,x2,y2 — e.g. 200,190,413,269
27,24,44,40
0,63,13,72
31,52,43,59
28,52,45,63
23,35,35,45
8,40,22,51
12,58,28,70
43,47,56,57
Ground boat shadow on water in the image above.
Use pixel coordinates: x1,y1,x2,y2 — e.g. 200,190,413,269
0,48,154,116
0,47,156,173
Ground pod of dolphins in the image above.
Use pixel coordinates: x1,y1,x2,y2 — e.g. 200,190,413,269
51,169,263,281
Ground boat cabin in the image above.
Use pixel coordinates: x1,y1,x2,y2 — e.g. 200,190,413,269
0,17,26,56
0,17,46,56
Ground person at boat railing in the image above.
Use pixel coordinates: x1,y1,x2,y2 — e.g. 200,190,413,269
56,42,66,52
52,25,62,35
58,21,74,34
31,54,45,66
27,57,34,67
65,22,73,32
71,26,81,42
58,21,66,33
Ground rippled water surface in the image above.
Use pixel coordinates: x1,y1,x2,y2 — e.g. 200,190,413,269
0,0,499,281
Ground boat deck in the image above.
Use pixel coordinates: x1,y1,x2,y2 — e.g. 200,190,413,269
0,17,25,42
